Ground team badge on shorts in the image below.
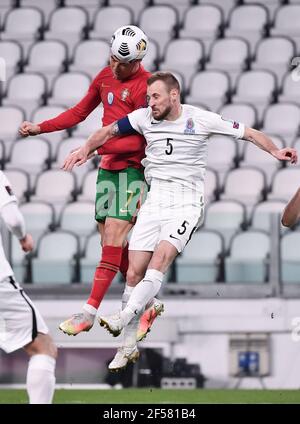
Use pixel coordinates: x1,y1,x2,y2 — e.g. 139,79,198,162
107,92,114,105
121,88,130,101
184,118,195,134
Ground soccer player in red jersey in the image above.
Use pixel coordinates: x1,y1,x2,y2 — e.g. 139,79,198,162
19,26,164,346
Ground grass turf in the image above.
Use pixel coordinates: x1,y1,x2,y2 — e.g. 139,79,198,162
0,389,300,404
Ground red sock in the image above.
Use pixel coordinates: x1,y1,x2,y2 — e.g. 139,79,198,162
119,242,129,280
87,245,122,309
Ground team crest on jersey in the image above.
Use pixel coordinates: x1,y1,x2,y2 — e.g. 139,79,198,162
107,92,114,105
121,88,130,101
184,118,195,134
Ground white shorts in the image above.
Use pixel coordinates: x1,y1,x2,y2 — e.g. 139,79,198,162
129,195,204,253
0,276,49,353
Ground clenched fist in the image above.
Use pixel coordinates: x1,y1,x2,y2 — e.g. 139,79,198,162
19,121,41,137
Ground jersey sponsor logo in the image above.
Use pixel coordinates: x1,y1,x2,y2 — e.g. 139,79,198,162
5,186,13,196
184,118,195,134
121,88,130,101
107,92,114,105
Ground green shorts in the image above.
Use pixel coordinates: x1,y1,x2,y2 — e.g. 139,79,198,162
95,168,148,223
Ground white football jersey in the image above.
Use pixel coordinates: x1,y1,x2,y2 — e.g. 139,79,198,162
0,171,17,282
127,104,245,194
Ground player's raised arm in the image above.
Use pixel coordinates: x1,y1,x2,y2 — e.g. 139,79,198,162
62,119,129,171
243,127,298,164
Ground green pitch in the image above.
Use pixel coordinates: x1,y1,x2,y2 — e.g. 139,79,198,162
0,389,300,404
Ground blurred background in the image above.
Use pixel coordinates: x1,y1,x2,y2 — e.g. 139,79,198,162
1,0,300,392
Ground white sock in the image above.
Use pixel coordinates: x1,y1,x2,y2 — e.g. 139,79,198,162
26,354,56,404
121,269,163,326
122,284,135,310
83,303,97,318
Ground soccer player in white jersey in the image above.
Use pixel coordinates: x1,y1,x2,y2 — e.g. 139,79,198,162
0,171,57,403
62,72,297,371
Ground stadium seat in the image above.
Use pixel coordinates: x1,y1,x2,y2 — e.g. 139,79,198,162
204,167,219,205
142,39,159,72
1,8,44,56
268,169,300,202
206,135,237,184
31,105,68,159
89,6,133,41
25,40,68,88
176,229,224,283
251,37,295,83
32,231,79,284
251,199,286,233
5,137,50,188
202,0,236,22
20,201,55,242
69,40,110,79
203,200,246,248
278,71,300,106
2,73,47,118
225,4,268,54
44,7,88,57
53,136,96,187
31,169,77,215
80,232,121,284
20,0,58,24
271,5,300,48
206,38,250,87
64,0,100,24
261,103,300,146
152,0,191,22
243,0,281,21
220,167,266,215
225,230,270,283
72,105,104,138
47,72,91,108
232,70,277,121
186,71,230,111
179,4,223,54
4,169,30,202
0,106,24,157
159,39,204,87
239,134,284,185
0,40,22,83
0,140,5,168
219,103,257,131
77,169,98,202
281,232,300,283
139,5,178,59
59,201,96,250
108,0,146,23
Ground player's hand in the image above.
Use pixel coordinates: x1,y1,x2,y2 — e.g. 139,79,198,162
272,148,298,164
62,145,90,171
19,121,41,137
20,234,34,253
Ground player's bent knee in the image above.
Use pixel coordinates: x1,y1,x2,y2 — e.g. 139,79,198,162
24,333,57,359
126,268,144,285
103,220,130,246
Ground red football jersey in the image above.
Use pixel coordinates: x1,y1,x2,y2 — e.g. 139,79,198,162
38,65,151,170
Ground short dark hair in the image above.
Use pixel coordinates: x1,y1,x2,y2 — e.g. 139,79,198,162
147,72,180,93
